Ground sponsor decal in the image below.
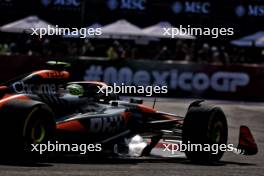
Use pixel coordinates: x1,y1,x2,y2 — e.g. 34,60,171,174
172,1,210,14
41,0,80,7
107,0,146,11
89,115,126,133
12,81,59,94
236,5,264,17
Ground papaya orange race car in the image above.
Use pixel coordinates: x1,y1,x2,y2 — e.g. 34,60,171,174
0,61,258,163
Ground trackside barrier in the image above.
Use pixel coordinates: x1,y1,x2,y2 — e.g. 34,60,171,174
71,59,264,101
0,55,264,101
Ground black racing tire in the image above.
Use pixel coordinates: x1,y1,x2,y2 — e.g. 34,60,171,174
0,99,56,162
182,100,228,163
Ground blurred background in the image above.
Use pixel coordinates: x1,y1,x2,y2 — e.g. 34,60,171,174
0,0,263,101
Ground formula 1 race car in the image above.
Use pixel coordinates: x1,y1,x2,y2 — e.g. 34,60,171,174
0,61,258,163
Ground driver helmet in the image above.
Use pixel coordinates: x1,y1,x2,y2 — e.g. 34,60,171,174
66,84,84,96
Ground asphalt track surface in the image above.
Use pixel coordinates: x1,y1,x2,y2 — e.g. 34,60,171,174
0,98,264,176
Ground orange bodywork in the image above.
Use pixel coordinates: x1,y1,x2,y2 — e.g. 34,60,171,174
138,104,156,113
121,111,131,123
33,70,70,79
0,94,30,108
57,120,87,132
138,104,182,122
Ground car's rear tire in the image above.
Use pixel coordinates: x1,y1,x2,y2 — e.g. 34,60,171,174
0,100,56,162
182,100,228,163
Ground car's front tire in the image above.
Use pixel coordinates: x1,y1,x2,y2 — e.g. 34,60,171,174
0,99,56,162
182,101,228,163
